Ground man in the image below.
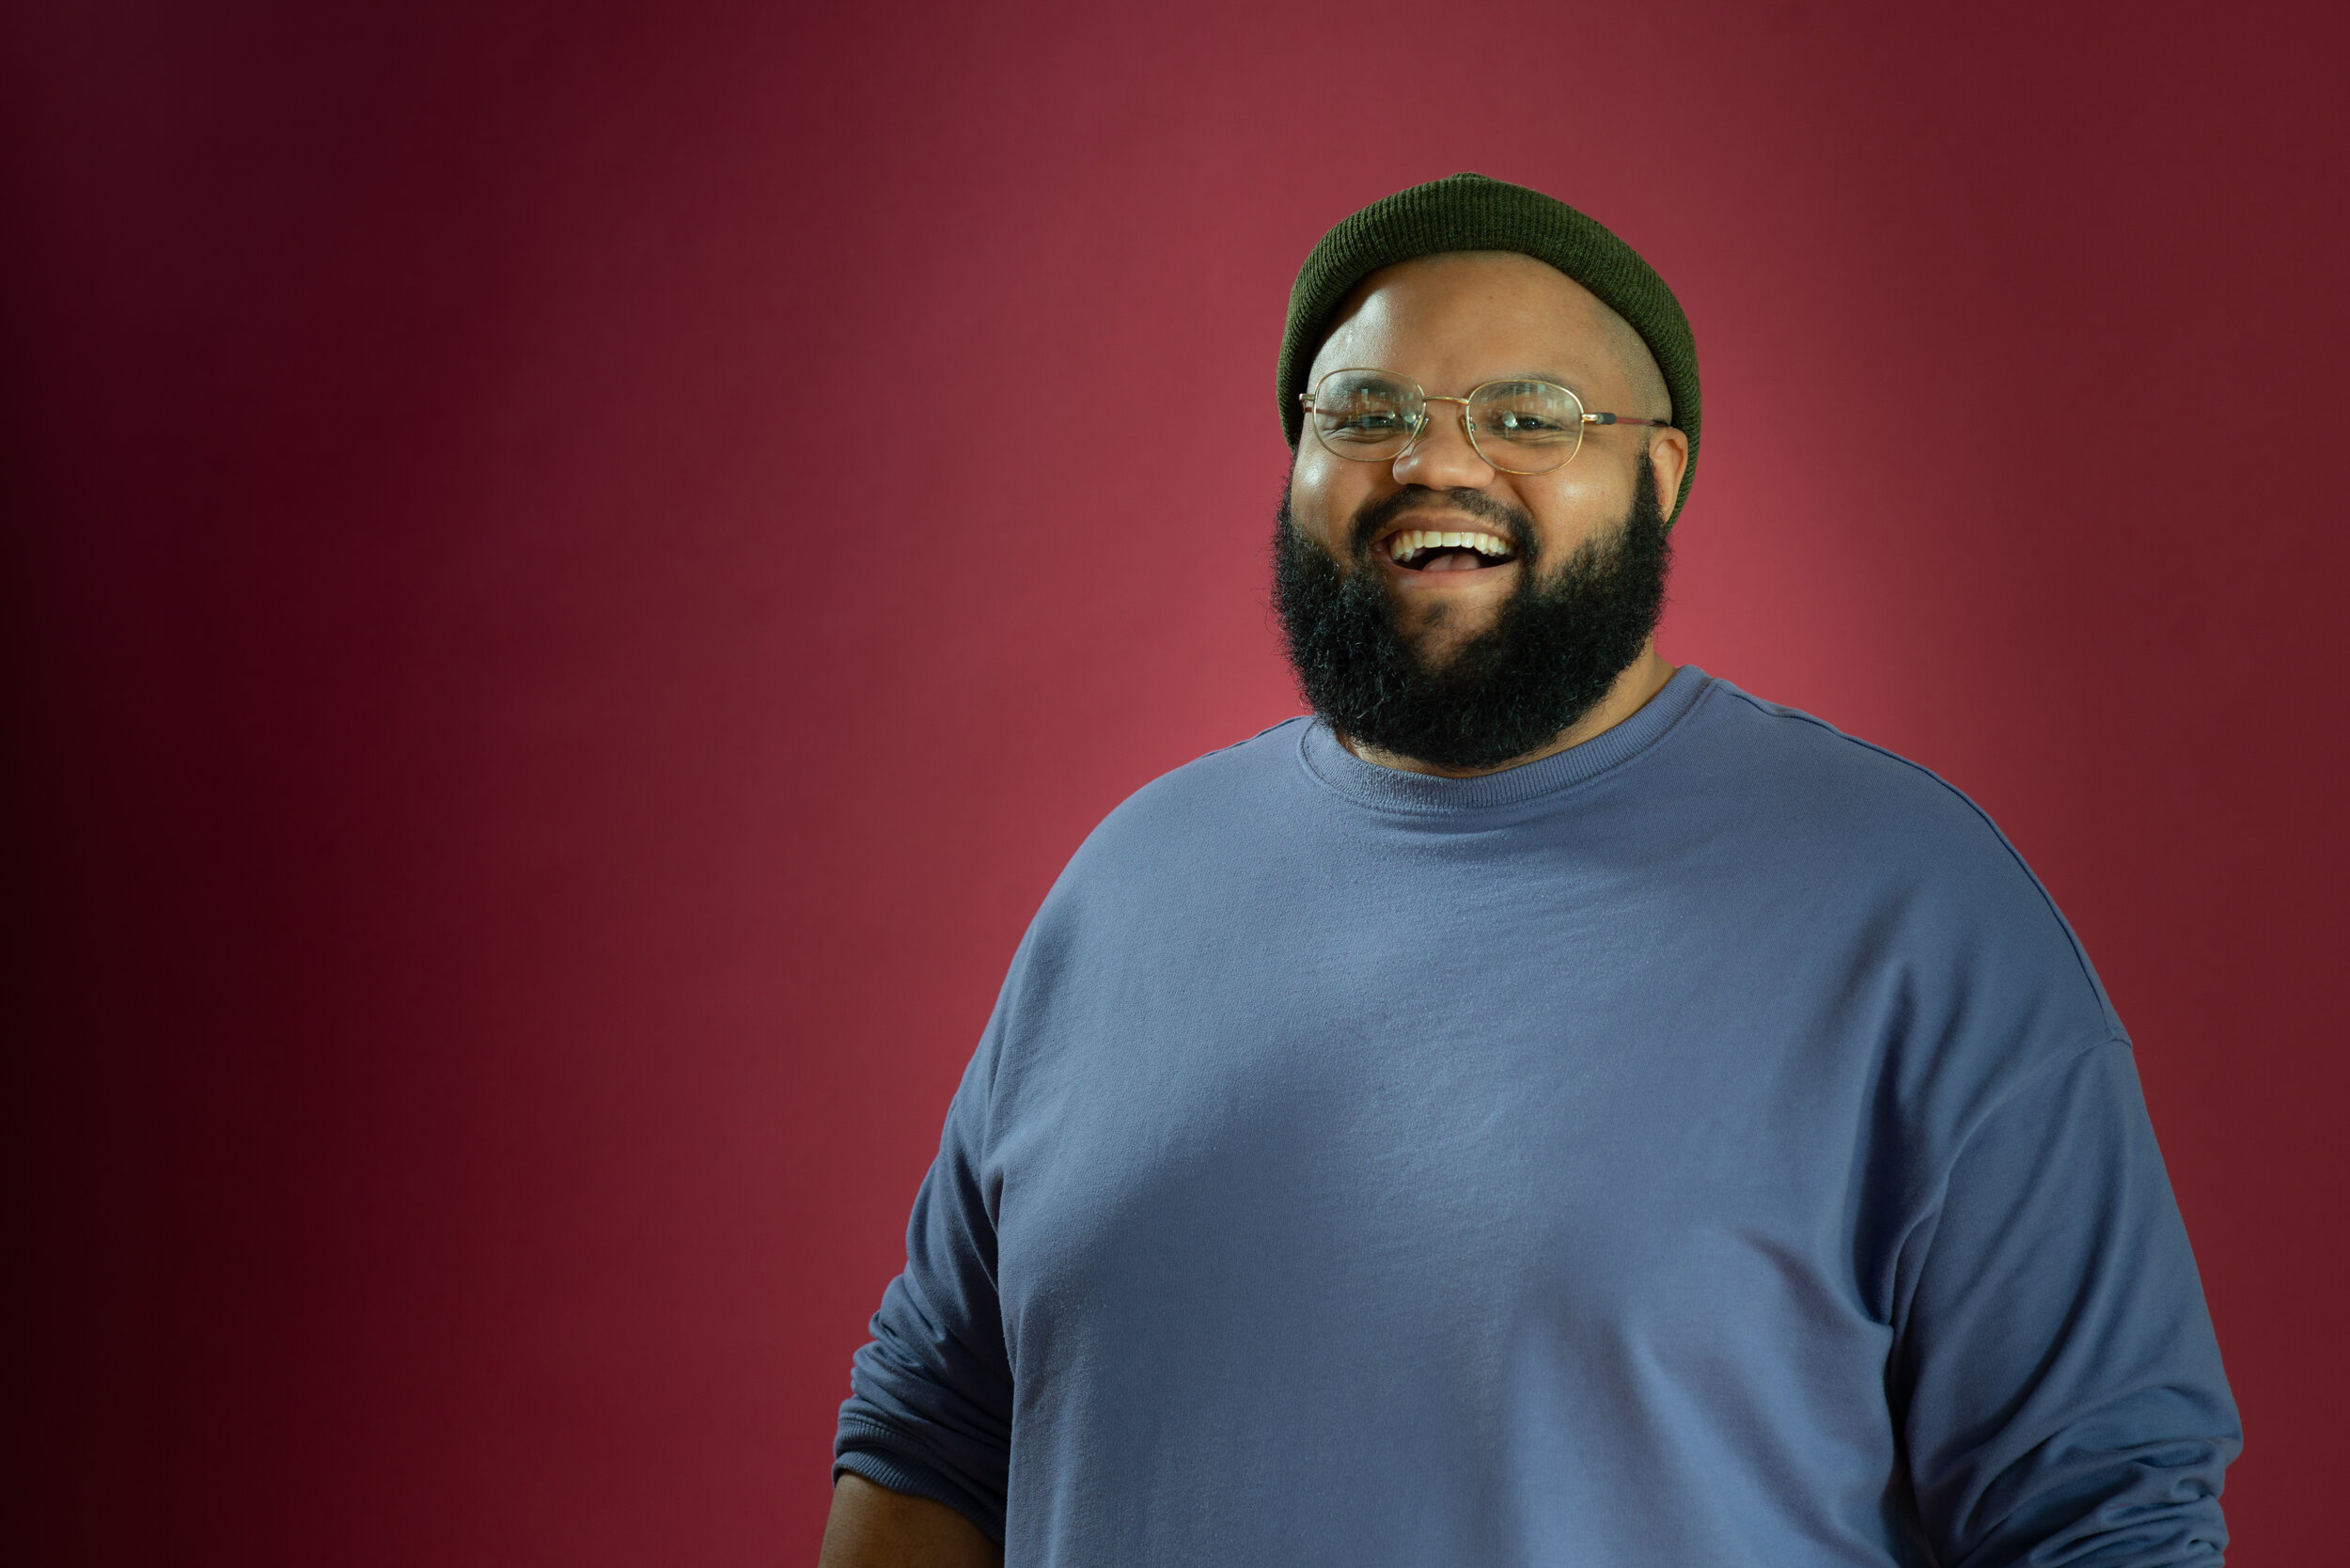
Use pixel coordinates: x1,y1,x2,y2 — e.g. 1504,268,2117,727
820,174,2238,1567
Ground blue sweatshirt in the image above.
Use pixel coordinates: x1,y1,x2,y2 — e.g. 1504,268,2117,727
835,667,2237,1566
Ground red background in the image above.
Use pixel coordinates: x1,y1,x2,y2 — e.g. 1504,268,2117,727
8,2,2344,1562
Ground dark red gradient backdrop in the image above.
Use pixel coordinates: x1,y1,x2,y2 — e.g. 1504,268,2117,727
7,3,2345,1562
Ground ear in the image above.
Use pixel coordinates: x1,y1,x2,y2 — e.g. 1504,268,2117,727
1648,429,1691,524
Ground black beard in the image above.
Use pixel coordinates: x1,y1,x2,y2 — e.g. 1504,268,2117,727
1271,461,1671,771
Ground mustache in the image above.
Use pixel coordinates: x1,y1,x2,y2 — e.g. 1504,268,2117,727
1346,486,1537,561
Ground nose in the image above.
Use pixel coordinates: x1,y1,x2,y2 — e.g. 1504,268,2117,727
1389,398,1494,489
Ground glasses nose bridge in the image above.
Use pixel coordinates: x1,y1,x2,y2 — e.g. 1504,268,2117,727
1403,391,1480,462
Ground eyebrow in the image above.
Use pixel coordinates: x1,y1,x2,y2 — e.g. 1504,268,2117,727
1431,369,1587,396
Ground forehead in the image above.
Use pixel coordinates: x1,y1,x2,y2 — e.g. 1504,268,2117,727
1308,251,1622,396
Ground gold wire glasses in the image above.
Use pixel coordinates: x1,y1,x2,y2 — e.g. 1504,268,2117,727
1299,368,1671,476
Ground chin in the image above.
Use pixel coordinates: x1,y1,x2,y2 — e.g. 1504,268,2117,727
1399,623,1488,669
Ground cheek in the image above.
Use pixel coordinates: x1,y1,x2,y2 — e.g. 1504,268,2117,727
1288,455,1362,546
1525,466,1632,555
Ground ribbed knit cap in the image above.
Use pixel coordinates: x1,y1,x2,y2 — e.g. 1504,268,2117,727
1278,173,1701,523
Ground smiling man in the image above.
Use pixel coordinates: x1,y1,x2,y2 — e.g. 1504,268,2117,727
1273,244,1680,776
820,175,2238,1568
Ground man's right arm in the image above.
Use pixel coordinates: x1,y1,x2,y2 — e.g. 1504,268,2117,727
817,1473,1003,1568
832,1007,1018,1554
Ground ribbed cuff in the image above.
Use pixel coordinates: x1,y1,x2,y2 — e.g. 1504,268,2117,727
833,1424,1005,1546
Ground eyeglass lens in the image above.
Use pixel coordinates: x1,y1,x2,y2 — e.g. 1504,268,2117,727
1309,370,1586,475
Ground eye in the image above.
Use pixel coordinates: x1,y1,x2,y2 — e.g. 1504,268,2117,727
1469,381,1583,446
1315,401,1418,447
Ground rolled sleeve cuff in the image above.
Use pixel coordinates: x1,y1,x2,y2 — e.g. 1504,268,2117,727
833,1416,1006,1546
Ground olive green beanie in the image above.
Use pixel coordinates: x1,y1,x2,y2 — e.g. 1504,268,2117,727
1277,172,1701,523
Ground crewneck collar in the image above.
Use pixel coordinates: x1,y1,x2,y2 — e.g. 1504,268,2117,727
1296,664,1713,814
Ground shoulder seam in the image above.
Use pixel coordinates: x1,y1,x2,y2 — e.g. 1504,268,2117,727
1920,1032,2133,1216
1708,685,2118,1030
1892,1033,2134,1326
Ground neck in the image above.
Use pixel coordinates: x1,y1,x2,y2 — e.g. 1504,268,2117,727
1340,644,1677,779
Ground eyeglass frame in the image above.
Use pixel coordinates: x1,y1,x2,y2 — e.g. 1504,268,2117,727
1297,368,1673,476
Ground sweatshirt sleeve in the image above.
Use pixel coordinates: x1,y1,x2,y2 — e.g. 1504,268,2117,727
833,1034,1013,1544
1896,1040,2240,1567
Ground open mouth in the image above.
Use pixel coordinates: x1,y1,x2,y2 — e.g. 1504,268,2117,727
1380,526,1518,573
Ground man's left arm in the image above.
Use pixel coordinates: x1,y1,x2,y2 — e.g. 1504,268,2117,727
1893,1038,2240,1567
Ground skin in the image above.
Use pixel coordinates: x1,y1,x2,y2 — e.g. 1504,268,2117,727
815,251,1694,1565
1290,250,1690,777
818,1473,1001,1568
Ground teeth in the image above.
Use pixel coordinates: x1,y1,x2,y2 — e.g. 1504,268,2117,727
1386,528,1514,563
